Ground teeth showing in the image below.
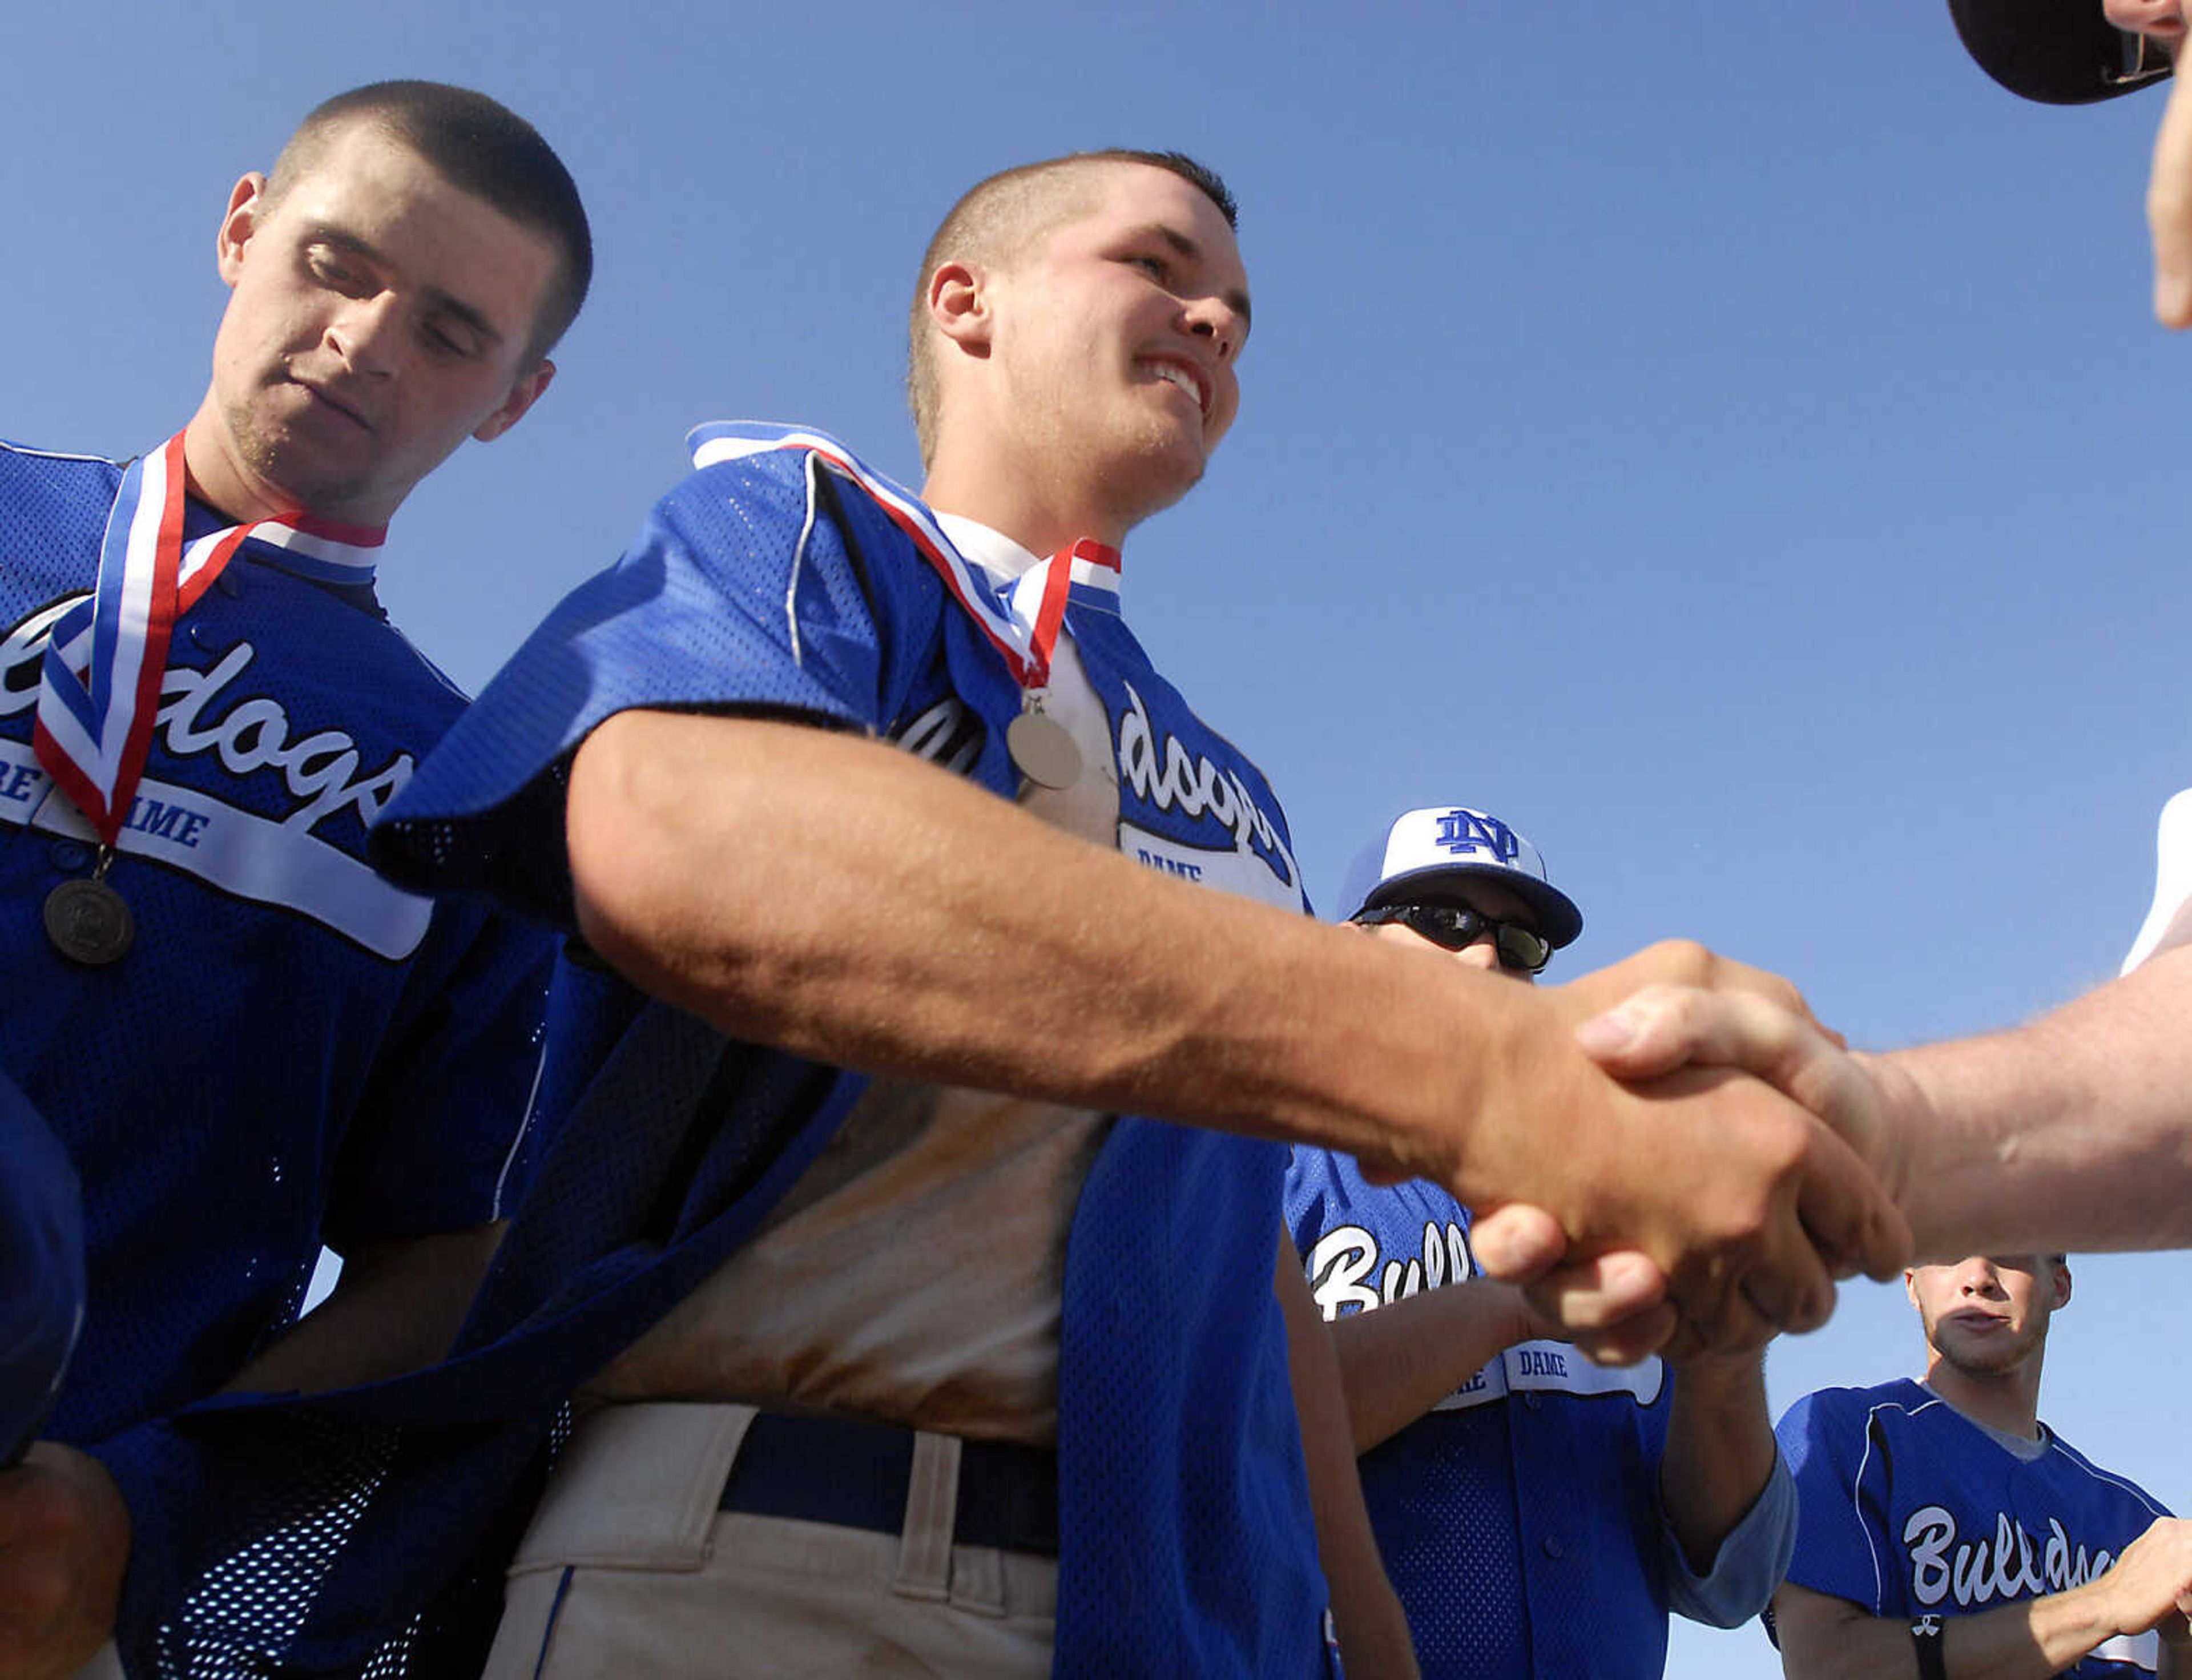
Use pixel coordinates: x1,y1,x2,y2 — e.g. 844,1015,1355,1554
1152,364,1200,409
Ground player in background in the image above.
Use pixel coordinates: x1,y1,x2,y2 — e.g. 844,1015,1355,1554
1287,805,1793,1678
0,82,585,1678
1772,1253,2192,1678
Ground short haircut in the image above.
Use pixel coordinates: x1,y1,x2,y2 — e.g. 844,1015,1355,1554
266,80,593,362
905,150,1238,465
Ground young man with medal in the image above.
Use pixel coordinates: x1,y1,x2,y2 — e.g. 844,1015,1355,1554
0,80,586,1678
327,146,1900,1678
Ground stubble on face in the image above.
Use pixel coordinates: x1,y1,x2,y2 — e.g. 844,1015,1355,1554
989,163,1246,538
199,121,557,526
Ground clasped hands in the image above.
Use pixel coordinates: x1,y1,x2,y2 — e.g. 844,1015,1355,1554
1444,941,1917,1365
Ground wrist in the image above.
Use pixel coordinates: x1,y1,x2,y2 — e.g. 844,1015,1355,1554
1497,1282,1546,1348
1464,984,1629,1230
1909,1613,1947,1680
1846,1049,1923,1222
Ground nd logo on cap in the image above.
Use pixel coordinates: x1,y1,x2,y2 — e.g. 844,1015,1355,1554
1433,808,1521,864
1336,804,1583,950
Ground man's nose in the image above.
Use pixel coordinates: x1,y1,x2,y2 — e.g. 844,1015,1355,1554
1959,1261,2004,1295
327,292,404,377
1451,938,1504,973
1184,297,1243,362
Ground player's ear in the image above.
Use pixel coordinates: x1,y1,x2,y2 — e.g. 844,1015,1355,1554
928,260,993,357
216,172,271,287
473,358,555,444
1903,1269,1919,1310
2049,1259,2072,1311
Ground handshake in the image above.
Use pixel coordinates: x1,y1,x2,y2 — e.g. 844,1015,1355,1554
1375,940,1934,1365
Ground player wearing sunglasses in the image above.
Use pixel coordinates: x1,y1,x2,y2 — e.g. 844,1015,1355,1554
1283,805,1798,1678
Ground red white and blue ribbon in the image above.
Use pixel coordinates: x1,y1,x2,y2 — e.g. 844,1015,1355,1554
33,432,383,844
1008,538,1122,660
688,421,1109,690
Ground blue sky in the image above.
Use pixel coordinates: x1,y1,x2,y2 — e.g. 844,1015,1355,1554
6,3,2189,1671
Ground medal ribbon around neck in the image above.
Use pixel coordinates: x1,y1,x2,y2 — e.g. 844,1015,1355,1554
1002,539,1121,791
688,421,1126,692
32,431,384,844
1009,538,1122,664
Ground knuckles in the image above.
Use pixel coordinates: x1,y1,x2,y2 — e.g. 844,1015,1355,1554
1632,938,1716,985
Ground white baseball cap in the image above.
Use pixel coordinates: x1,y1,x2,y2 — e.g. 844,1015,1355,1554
1337,805,1583,949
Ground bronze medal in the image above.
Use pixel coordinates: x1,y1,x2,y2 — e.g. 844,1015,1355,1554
1007,710,1082,791
43,875,134,966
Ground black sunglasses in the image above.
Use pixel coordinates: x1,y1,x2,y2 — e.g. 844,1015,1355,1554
1353,901,1553,974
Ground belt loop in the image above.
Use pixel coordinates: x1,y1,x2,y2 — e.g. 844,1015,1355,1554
949,1542,1008,1618
892,1430,960,1601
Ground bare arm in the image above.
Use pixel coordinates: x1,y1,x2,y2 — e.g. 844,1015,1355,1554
1274,1239,1417,1679
1323,1282,1542,1454
221,1224,506,1396
569,710,1908,1347
1658,1351,1778,1577
1557,945,2192,1263
1775,1517,2192,1680
1878,945,2192,1256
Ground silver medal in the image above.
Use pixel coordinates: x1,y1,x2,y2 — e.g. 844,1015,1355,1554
43,875,134,966
1007,710,1082,790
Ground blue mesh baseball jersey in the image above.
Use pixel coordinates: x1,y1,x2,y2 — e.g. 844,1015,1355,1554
104,425,1326,1678
1287,1145,1794,1678
0,1067,83,1465
1779,1379,2173,1676
0,439,554,1469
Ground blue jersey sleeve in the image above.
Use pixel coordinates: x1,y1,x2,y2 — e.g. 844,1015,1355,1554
1778,1387,1896,1614
1661,1444,1798,1627
325,901,555,1247
370,449,902,926
1281,1146,1347,1264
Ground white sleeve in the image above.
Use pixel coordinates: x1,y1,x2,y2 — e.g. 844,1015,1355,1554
2121,788,2192,975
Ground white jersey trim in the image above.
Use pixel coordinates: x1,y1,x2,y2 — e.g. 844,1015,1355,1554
0,738,432,959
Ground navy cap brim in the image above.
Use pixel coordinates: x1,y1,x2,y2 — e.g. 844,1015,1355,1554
1949,0,2169,104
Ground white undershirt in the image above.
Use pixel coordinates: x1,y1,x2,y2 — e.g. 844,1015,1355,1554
583,515,1123,1443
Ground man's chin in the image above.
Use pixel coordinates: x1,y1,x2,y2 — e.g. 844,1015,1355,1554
1110,434,1208,523
237,436,377,520
1939,1336,2034,1379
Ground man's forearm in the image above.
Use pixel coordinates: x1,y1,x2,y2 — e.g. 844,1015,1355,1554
222,1226,505,1396
1274,1246,1418,1679
570,712,1545,1183
1323,1282,1533,1453
569,710,1908,1343
1775,1580,2156,1680
1879,944,2192,1258
1657,1354,1775,1575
